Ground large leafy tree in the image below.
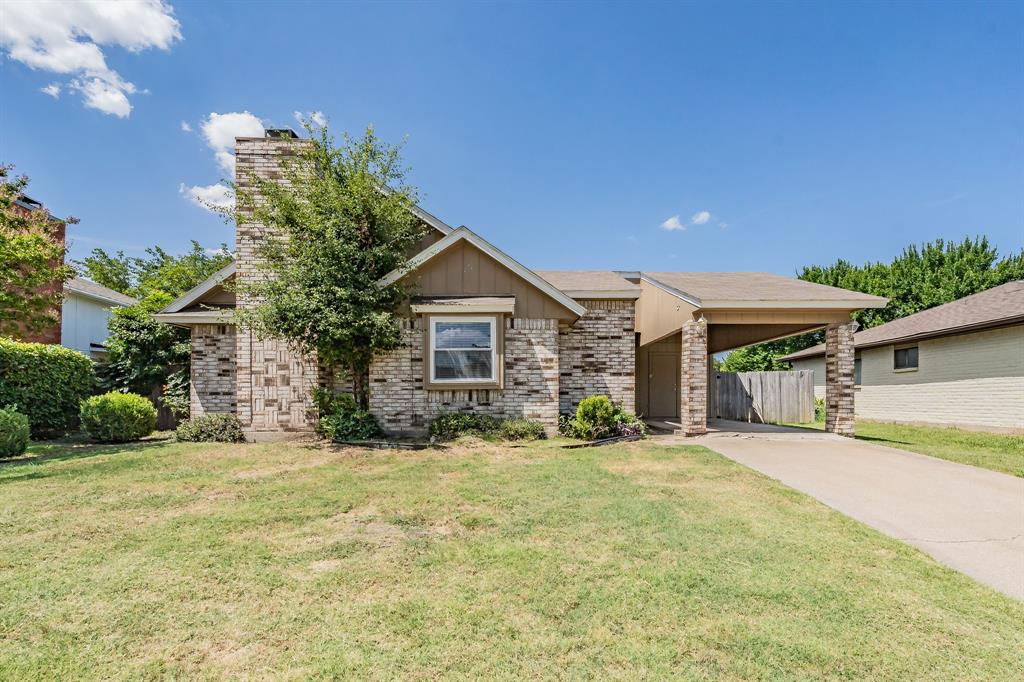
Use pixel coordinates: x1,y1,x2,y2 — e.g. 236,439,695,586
0,164,75,338
721,237,1024,372
80,242,233,416
231,123,425,407
78,240,232,301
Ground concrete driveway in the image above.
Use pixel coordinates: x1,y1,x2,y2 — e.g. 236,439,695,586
666,420,1024,600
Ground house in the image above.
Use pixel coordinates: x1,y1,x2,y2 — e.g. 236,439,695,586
781,281,1024,432
8,195,66,345
61,277,138,358
155,130,886,440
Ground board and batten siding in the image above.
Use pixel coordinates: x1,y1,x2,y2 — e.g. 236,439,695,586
789,324,1024,431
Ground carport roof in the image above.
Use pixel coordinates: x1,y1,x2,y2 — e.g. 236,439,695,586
643,272,888,309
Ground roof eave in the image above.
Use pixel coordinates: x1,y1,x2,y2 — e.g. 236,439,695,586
162,261,237,313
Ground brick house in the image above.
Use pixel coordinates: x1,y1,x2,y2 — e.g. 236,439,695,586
155,130,885,440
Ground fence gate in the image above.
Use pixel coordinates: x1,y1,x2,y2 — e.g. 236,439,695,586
713,370,815,424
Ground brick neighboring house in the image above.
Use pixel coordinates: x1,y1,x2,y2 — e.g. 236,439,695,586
8,195,66,345
155,130,886,440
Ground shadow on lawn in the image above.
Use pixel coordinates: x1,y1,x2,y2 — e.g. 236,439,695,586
0,436,173,474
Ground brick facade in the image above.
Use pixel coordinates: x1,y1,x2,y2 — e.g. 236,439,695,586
369,317,560,435
825,321,856,436
234,136,319,434
190,324,237,417
558,299,636,415
679,318,708,436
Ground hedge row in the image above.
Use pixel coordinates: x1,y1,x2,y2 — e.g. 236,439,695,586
0,338,95,437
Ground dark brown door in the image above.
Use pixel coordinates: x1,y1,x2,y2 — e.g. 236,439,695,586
648,352,680,418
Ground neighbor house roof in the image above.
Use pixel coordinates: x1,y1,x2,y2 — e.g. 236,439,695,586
534,271,640,299
780,280,1024,361
643,272,888,309
65,277,137,307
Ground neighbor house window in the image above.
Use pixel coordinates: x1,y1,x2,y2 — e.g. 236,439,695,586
854,358,862,385
894,346,918,370
429,316,498,383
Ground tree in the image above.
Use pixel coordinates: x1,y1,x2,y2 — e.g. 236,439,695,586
0,164,75,338
78,240,232,300
722,237,1024,371
83,242,233,417
231,123,425,407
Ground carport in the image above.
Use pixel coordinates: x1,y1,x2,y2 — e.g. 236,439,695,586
629,272,887,436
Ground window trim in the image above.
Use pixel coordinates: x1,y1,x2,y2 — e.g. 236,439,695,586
425,314,504,389
893,344,919,372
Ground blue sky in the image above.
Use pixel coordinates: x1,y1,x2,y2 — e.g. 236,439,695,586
2,1,1021,275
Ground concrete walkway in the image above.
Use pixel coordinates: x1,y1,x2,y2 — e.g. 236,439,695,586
660,420,1024,600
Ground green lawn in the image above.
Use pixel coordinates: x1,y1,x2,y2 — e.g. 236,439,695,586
1,438,1022,680
791,420,1024,477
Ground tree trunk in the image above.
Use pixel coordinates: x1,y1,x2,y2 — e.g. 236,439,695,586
351,362,369,410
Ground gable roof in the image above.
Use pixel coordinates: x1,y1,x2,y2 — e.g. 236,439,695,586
534,271,639,299
379,227,587,317
780,280,1024,361
65,277,137,307
643,272,888,309
162,262,237,313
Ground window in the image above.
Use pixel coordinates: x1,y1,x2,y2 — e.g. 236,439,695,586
429,316,498,384
894,346,918,370
854,358,862,385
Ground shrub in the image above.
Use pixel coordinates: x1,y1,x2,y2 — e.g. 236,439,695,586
498,418,547,442
313,389,383,441
79,392,157,443
814,397,826,422
0,406,30,458
428,413,501,441
0,338,94,437
175,414,245,443
429,413,547,442
559,395,647,440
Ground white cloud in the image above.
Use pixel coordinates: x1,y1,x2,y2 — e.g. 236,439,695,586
40,83,61,98
293,110,327,128
180,120,192,132
718,222,728,230
199,111,265,175
179,182,234,211
0,0,182,117
691,210,712,225
660,215,685,231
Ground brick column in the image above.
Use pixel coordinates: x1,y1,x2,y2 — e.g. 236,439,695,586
825,321,856,436
679,318,708,436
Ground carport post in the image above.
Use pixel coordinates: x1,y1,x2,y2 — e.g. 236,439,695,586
679,317,708,436
825,322,857,436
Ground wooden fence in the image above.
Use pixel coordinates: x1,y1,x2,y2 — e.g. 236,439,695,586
712,370,815,424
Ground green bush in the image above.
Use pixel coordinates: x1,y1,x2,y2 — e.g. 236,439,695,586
0,338,94,437
79,392,157,443
498,418,547,442
429,413,547,442
559,395,647,440
0,406,30,458
428,413,501,441
814,397,826,422
175,414,245,443
313,389,383,441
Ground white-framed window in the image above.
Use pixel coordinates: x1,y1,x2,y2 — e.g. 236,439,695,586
429,316,498,384
894,345,918,371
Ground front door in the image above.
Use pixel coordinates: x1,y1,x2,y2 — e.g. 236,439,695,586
648,352,680,418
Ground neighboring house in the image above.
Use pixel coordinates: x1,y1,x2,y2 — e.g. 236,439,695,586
61,277,137,358
781,281,1024,432
9,195,66,345
155,130,886,440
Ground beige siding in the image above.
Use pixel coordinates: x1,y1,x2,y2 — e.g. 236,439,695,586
794,325,1024,430
635,280,697,346
405,240,576,320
